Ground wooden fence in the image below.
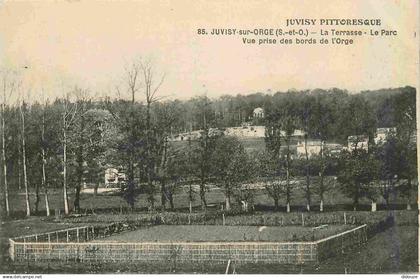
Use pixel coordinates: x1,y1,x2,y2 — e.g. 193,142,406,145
9,224,367,265
316,224,368,261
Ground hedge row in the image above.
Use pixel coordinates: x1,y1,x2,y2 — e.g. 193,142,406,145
224,210,417,227
64,209,417,228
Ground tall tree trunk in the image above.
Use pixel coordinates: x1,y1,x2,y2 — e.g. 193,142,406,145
20,104,30,217
353,184,359,211
319,176,324,212
319,142,325,212
199,180,207,211
199,147,207,211
200,110,209,212
1,104,9,217
74,184,81,213
145,102,155,211
225,191,231,211
286,138,291,213
124,106,136,208
35,114,41,214
74,113,85,213
34,184,40,214
384,180,391,208
168,191,174,210
63,124,69,215
160,181,167,211
188,183,193,213
406,178,412,210
304,135,310,211
42,144,50,217
274,196,279,211
17,145,21,190
159,138,168,211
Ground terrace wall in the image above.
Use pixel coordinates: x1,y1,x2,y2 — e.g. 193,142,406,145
9,224,367,265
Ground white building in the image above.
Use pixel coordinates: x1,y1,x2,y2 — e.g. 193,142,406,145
170,126,306,141
170,128,223,142
296,140,343,158
281,129,305,138
296,140,322,158
170,130,202,141
104,168,126,187
374,127,396,144
253,107,264,118
224,126,266,138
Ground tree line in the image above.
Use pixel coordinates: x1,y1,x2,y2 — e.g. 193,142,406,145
0,64,416,217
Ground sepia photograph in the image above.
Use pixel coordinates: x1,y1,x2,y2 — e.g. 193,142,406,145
0,0,418,276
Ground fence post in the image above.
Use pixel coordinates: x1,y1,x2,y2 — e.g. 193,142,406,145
77,228,80,242
56,231,59,242
302,213,305,227
344,212,347,225
66,230,69,242
35,234,38,243
222,213,225,226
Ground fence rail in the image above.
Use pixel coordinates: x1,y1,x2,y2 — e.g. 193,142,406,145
9,224,367,265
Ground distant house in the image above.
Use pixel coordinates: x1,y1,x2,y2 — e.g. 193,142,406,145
224,126,265,138
279,129,306,138
347,135,369,151
296,140,344,158
374,127,396,144
296,140,322,158
169,128,223,142
104,168,126,187
170,130,203,141
170,126,305,142
253,107,264,118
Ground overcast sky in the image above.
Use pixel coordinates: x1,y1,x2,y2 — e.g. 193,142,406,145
0,0,418,102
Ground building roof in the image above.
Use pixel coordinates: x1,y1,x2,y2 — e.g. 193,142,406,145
253,107,264,113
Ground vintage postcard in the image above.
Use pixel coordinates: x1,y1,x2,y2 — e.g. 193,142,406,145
0,0,418,276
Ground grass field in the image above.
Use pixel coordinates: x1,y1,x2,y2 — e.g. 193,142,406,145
97,224,354,242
